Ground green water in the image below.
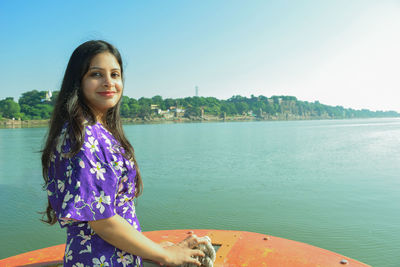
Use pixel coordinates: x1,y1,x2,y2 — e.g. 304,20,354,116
1,118,399,266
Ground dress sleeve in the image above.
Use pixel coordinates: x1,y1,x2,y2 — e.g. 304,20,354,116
56,125,120,222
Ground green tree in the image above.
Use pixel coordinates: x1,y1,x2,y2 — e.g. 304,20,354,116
220,102,237,115
235,102,249,115
162,98,173,110
120,96,131,117
0,97,21,119
18,90,53,119
151,95,165,109
19,90,46,107
184,105,201,117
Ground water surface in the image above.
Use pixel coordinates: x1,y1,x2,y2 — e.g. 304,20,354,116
1,118,399,266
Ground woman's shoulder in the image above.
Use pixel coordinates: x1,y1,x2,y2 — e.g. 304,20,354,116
83,122,117,147
54,121,108,154
53,120,124,165
62,121,113,143
82,122,126,160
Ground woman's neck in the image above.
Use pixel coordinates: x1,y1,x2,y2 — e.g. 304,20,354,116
90,108,107,125
96,115,106,125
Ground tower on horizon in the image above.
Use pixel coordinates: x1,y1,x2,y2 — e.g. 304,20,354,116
195,86,198,97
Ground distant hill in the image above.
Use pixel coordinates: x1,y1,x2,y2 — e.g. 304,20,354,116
0,90,398,121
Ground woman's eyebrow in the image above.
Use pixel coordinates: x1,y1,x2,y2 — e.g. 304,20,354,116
89,66,121,71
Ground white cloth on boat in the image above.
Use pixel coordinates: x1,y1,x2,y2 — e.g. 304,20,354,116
182,236,216,267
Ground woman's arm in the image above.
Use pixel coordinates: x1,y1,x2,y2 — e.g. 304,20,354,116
88,214,204,266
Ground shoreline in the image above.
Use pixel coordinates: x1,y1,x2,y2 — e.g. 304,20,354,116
0,116,258,129
1,115,399,129
0,119,49,129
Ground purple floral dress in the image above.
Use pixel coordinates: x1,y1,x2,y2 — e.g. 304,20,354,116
46,122,142,267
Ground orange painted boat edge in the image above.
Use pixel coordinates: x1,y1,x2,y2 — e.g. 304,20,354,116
0,229,371,267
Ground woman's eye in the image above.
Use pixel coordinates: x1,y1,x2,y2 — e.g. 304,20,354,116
90,72,102,77
111,72,121,78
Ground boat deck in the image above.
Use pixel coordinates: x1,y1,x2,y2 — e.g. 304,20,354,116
0,229,371,267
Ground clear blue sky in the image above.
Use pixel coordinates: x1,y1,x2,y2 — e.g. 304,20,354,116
1,0,399,112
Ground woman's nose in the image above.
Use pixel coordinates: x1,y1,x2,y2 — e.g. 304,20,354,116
103,76,114,88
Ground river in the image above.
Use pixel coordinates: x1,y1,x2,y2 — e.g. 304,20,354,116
0,118,399,266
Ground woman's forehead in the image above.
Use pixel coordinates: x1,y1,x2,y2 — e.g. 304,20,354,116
89,52,121,69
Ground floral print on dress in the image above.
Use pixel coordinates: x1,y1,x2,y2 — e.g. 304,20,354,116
47,122,142,266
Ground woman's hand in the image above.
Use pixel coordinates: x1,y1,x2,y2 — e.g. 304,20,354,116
162,244,205,266
159,241,174,248
89,216,203,266
90,216,208,267
158,232,212,266
177,232,209,249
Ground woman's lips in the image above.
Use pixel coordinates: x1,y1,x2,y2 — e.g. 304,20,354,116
97,91,116,97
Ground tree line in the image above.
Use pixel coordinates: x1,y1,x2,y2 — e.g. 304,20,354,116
0,90,398,120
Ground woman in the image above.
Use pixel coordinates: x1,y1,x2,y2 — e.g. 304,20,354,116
41,40,205,267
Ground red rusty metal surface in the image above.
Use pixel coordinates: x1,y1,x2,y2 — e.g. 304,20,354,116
0,229,371,267
220,230,369,267
144,229,371,267
0,244,65,267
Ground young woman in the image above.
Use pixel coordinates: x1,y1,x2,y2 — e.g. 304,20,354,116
41,40,205,267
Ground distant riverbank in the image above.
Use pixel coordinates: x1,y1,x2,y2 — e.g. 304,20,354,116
0,118,49,128
1,114,399,129
0,116,256,128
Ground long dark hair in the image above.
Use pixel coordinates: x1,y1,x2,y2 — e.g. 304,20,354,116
41,40,143,225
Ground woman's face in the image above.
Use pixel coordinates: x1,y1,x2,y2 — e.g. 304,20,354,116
81,52,123,121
